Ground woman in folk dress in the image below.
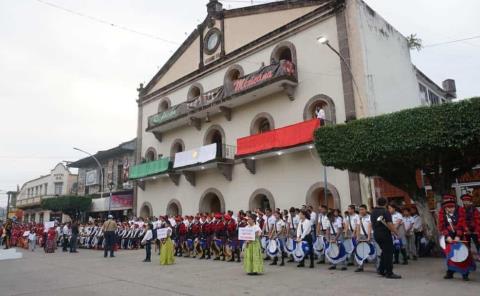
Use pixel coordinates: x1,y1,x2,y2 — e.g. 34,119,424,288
243,214,264,275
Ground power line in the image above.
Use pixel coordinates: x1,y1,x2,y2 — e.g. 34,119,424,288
424,35,480,48
33,0,180,45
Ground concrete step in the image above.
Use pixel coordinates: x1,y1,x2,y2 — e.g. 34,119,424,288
0,248,23,260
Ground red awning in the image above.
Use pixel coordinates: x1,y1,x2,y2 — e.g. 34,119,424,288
236,119,321,156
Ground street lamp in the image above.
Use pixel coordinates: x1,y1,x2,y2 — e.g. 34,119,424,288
73,147,104,196
108,182,114,216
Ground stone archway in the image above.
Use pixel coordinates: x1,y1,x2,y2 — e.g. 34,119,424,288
306,182,341,210
166,199,182,216
139,202,153,218
199,188,225,213
249,189,275,211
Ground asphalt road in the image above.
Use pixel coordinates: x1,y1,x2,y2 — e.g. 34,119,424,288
0,247,478,296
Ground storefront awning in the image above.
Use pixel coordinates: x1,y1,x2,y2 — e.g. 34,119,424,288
129,157,170,180
236,119,321,157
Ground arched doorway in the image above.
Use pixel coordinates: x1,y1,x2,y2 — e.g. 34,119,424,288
249,189,275,211
199,188,225,213
204,125,225,158
166,199,182,216
306,182,341,210
139,202,153,218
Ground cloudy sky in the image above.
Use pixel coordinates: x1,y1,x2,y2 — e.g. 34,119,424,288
1,0,479,207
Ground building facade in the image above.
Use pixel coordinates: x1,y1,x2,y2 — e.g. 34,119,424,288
132,0,449,217
68,139,136,220
16,163,77,223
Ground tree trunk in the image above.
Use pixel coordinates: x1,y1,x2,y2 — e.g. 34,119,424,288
412,192,442,256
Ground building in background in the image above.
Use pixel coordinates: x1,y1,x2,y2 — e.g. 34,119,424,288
68,139,136,220
16,163,77,223
132,0,453,217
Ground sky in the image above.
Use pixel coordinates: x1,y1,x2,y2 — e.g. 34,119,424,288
1,0,479,207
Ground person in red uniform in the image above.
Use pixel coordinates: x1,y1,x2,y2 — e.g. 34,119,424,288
460,194,480,257
225,214,240,262
175,216,187,257
213,213,226,261
438,194,476,281
201,214,213,260
191,216,201,258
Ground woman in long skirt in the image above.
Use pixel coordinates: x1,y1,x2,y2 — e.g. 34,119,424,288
45,227,57,253
160,221,175,265
243,214,264,275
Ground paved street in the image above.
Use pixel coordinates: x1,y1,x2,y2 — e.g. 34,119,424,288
0,248,478,296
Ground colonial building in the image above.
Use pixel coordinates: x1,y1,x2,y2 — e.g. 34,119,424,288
16,163,77,223
132,0,452,217
68,139,136,219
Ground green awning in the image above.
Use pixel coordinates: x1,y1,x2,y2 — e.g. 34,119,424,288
129,157,170,180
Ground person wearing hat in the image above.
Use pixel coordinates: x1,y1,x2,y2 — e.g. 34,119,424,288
213,213,226,261
102,215,118,258
438,194,476,280
460,194,480,256
225,214,240,262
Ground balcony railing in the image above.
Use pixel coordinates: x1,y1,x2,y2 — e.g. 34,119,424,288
129,157,171,180
236,119,321,157
173,143,236,169
147,60,297,132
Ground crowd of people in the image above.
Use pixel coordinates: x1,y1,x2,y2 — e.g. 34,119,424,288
1,193,478,280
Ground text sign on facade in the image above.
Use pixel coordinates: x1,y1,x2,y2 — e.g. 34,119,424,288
85,170,98,186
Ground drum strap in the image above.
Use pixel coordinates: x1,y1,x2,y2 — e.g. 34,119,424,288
360,217,368,236
330,221,336,236
348,216,354,233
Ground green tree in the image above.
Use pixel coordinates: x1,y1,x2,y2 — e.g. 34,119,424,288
41,195,92,221
407,33,423,51
314,97,480,238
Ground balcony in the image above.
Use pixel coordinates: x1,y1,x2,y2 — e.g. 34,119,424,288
129,157,171,180
172,143,236,185
16,197,42,209
236,119,321,174
146,60,297,136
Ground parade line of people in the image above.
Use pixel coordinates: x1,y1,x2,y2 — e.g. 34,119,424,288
1,194,478,280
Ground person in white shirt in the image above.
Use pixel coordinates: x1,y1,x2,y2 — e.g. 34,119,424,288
263,208,276,261
28,230,36,252
315,106,326,125
316,205,329,264
354,204,372,272
308,206,317,237
286,207,299,263
326,209,347,270
270,211,287,266
62,223,71,252
141,223,153,262
388,204,408,265
411,207,423,257
345,205,359,266
402,208,417,261
296,210,314,268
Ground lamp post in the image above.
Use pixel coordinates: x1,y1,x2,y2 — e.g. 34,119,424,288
108,182,114,216
73,147,104,196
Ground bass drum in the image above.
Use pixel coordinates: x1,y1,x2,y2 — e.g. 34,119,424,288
343,238,355,254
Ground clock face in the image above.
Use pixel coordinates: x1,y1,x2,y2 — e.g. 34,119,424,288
204,29,221,54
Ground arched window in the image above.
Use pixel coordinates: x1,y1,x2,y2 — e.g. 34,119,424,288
271,41,297,64
250,113,275,135
249,189,275,211
187,84,203,100
303,94,336,125
170,139,185,159
204,125,225,158
158,98,171,112
145,147,157,162
224,65,244,86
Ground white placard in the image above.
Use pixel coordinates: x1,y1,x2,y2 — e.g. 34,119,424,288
23,231,30,237
157,228,168,239
44,221,55,229
238,227,256,241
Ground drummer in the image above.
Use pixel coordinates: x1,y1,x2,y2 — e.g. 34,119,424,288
296,210,314,268
286,207,299,263
316,205,329,264
326,209,347,270
354,204,372,272
460,194,480,257
270,210,286,266
438,194,476,281
345,205,359,266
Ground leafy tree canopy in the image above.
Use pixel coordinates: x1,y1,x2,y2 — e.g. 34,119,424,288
314,97,480,198
41,195,92,220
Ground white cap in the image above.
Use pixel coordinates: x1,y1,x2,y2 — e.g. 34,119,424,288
108,215,113,219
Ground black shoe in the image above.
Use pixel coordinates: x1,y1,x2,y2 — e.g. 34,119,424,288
341,267,347,271
355,267,364,272
214,257,220,260
110,255,115,258
297,263,305,268
104,255,107,258
393,260,399,265
444,272,454,279
328,266,336,270
377,271,386,277
247,272,255,276
287,258,294,263
229,258,235,262
347,262,354,266
199,256,205,260
270,261,277,266
264,257,271,261
412,256,418,261
402,261,408,265
309,264,314,269
317,260,325,264
385,273,402,279
462,275,469,281
143,259,151,262
279,262,285,266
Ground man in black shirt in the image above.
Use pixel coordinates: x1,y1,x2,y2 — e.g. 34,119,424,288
371,198,401,279
70,221,79,253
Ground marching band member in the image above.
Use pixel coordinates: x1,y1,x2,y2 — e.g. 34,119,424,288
270,210,286,266
243,214,264,275
460,194,480,256
327,210,347,270
355,204,372,272
388,205,408,265
160,220,175,265
316,205,329,264
191,216,201,258
262,208,276,261
345,205,359,266
141,223,153,262
225,214,240,262
411,207,424,257
296,210,314,268
203,214,214,260
176,217,187,257
213,213,226,261
402,208,417,261
439,194,475,281
28,228,36,252
287,207,299,263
